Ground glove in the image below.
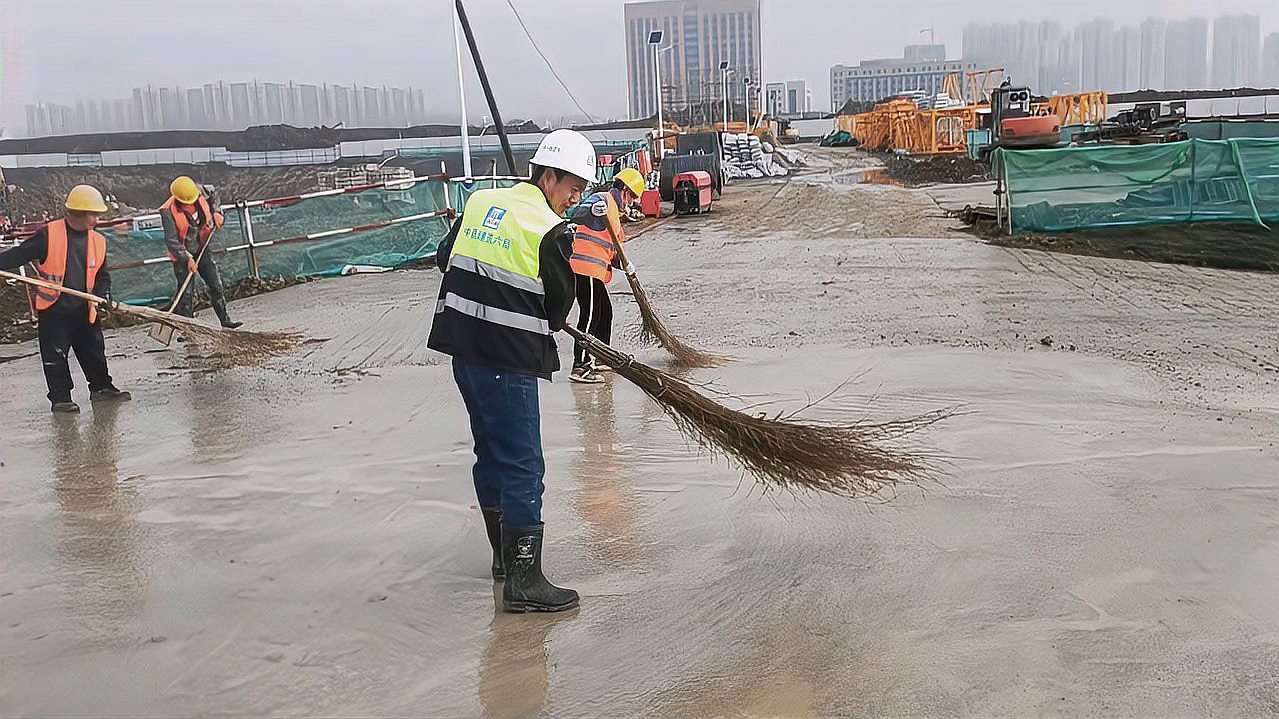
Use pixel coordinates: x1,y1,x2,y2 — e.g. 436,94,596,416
187,256,198,274
212,212,225,230
624,262,635,275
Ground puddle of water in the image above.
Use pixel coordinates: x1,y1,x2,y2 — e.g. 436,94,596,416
855,168,904,186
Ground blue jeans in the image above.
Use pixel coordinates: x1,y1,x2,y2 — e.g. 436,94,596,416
452,358,545,527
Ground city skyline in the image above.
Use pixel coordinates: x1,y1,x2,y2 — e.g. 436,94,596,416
23,81,433,137
4,1,1278,137
961,13,1269,98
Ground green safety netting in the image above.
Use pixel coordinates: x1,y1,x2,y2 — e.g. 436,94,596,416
447,177,519,213
993,138,1279,233
99,178,456,304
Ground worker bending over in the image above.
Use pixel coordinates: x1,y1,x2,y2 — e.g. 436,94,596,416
567,167,646,383
162,176,241,329
430,129,596,613
0,185,130,412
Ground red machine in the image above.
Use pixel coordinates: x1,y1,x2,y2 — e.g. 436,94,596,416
672,171,713,214
1000,115,1062,148
640,189,662,217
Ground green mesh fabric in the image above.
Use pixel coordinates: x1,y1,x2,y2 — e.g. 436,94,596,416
993,138,1279,233
99,178,458,304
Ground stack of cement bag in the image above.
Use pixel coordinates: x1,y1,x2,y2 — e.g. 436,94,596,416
721,133,790,180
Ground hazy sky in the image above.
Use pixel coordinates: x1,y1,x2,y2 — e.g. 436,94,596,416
2,0,1277,132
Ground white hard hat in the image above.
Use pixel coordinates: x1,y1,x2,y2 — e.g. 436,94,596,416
529,129,597,183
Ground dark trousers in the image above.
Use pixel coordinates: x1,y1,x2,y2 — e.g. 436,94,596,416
452,357,545,527
573,274,612,368
38,309,113,403
171,253,227,318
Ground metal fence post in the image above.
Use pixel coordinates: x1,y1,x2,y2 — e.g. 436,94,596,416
239,200,260,280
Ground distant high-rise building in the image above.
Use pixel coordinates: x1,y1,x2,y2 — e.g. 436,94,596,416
764,80,810,115
831,46,977,110
1265,33,1279,85
1117,26,1142,92
1165,18,1209,89
158,86,185,128
1076,18,1117,92
1139,18,1166,89
186,88,207,128
298,84,321,127
229,82,252,129
1211,14,1261,88
623,0,762,121
334,86,353,127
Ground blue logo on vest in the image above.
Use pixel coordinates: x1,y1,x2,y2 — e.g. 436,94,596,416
482,206,506,230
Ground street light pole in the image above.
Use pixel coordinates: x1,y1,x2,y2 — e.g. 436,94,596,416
451,0,472,179
654,51,663,158
719,61,731,131
743,78,753,130
648,30,666,159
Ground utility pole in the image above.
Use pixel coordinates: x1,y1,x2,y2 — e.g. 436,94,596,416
451,1,472,179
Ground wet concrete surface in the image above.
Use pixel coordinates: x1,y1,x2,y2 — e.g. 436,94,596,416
2,149,1278,716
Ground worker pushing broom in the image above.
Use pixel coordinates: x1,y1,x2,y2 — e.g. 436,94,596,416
1,185,304,411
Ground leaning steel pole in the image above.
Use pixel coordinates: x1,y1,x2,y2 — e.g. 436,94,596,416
454,0,518,176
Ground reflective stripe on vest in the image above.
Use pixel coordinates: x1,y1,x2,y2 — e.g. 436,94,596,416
439,183,563,335
162,194,214,257
32,219,106,323
435,293,550,334
570,191,619,282
446,254,545,295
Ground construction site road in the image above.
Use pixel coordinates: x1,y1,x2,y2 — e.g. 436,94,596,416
2,147,1276,716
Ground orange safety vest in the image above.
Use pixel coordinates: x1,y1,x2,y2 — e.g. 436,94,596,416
31,219,106,324
570,192,625,283
161,194,221,259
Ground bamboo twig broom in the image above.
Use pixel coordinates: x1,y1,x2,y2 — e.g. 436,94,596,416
563,325,947,497
1,270,305,365
607,223,726,368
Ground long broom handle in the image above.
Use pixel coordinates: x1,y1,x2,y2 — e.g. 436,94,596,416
166,227,216,313
0,269,111,306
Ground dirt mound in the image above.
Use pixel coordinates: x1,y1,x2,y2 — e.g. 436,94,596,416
0,280,36,343
3,165,325,220
960,216,1279,273
880,153,991,186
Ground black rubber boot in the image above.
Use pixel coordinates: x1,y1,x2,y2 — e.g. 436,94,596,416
212,298,242,330
89,387,131,402
501,525,579,613
51,401,80,413
482,508,504,581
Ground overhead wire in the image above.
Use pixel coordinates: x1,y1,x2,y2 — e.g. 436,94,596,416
504,0,598,124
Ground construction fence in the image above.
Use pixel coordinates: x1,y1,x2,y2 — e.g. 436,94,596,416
97,175,519,304
993,138,1279,233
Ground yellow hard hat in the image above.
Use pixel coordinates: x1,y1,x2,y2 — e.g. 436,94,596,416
615,167,646,197
64,184,108,213
170,175,200,204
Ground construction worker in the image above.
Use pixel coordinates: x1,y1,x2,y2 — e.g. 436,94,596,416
162,176,241,329
567,167,646,383
0,185,130,412
429,129,596,613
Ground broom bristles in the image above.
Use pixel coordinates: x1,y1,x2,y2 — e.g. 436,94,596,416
113,303,306,366
565,326,947,498
625,272,726,368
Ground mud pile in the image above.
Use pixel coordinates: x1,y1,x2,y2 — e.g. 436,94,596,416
964,219,1279,273
880,153,991,186
3,165,326,220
